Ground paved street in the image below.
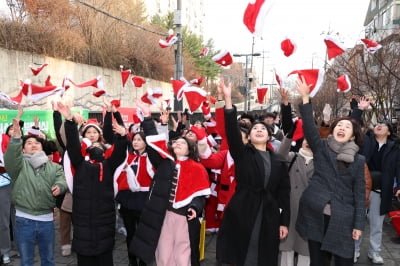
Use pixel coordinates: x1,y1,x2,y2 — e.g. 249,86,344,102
3,213,400,265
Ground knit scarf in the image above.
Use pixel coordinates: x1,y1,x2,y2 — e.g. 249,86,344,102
327,135,359,163
298,148,313,165
23,151,49,170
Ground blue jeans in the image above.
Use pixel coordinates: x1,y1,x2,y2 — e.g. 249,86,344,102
15,216,55,266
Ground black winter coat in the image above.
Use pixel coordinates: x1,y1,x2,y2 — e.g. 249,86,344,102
216,106,291,266
64,120,128,256
130,117,205,266
351,108,400,215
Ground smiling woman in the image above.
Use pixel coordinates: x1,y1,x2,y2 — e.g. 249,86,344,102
216,77,290,266
294,76,365,265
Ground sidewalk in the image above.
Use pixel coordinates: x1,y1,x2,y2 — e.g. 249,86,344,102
3,214,400,265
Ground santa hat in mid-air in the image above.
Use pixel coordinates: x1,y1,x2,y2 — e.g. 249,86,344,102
274,70,282,87
324,36,347,60
337,74,351,93
29,82,64,102
291,118,304,146
0,91,23,105
281,38,296,57
110,99,121,108
120,65,131,87
212,50,233,66
183,86,207,112
257,86,268,104
29,63,48,76
159,29,178,48
190,77,203,86
69,76,104,90
199,47,209,57
360,39,382,54
288,69,325,98
92,89,106,97
172,79,188,101
243,0,276,37
131,76,146,88
141,88,163,105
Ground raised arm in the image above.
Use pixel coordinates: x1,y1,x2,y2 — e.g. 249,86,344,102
57,102,84,168
220,77,246,160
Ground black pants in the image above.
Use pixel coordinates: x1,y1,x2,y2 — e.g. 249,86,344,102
119,206,146,266
308,215,353,266
77,249,113,266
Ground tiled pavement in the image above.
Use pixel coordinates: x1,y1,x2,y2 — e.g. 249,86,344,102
3,213,400,265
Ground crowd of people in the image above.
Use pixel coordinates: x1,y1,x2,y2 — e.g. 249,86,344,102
0,76,400,266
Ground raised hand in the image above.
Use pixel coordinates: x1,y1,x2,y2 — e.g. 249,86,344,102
57,102,72,120
12,118,22,138
218,76,232,108
295,76,312,104
134,98,151,117
278,88,289,106
358,96,371,110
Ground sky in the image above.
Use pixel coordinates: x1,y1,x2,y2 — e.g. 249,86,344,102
203,0,370,84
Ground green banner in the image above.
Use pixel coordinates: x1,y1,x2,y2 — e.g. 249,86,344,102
0,110,88,139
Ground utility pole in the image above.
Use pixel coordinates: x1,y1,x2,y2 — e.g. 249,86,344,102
173,0,183,111
233,51,261,112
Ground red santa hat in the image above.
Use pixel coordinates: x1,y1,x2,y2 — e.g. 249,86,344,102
183,86,207,112
133,107,144,124
131,76,146,88
360,39,382,54
190,76,203,86
172,79,188,101
324,36,347,60
337,74,351,93
159,29,178,48
81,119,102,135
199,47,209,57
0,91,22,105
146,134,174,161
29,82,64,102
212,50,233,66
110,99,121,108
243,0,275,37
274,70,282,87
120,65,131,87
61,76,70,91
291,118,304,146
92,89,107,97
44,75,53,86
29,63,48,76
288,69,325,98
281,38,296,57
141,87,163,105
69,76,104,90
201,101,211,120
257,86,268,104
162,99,171,110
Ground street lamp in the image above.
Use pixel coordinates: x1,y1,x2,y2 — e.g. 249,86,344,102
233,52,261,111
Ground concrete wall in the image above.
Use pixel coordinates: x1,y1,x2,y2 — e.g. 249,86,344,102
0,47,178,112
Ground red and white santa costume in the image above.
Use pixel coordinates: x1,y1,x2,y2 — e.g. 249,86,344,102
113,151,154,193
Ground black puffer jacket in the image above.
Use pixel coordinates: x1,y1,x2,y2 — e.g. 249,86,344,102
64,119,128,256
